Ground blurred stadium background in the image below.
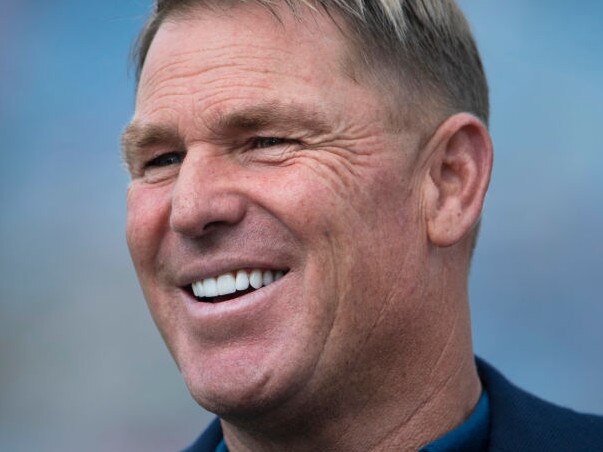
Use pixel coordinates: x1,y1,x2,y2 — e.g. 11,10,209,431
1,0,602,450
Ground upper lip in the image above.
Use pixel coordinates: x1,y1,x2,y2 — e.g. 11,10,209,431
171,257,291,287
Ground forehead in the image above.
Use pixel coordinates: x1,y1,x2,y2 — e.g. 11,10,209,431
137,4,353,112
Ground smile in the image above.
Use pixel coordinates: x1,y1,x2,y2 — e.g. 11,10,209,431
190,269,286,302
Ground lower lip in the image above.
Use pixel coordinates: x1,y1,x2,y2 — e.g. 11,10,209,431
181,274,288,321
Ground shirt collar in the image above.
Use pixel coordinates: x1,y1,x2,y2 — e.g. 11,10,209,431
419,389,490,452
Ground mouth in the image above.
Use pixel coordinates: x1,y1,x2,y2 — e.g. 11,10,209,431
184,268,288,303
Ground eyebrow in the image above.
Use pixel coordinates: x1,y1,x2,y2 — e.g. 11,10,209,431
121,101,331,169
121,122,183,171
212,102,331,136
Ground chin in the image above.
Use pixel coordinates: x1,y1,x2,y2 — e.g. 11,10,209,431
178,345,314,420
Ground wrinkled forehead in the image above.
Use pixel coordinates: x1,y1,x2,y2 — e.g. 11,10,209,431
138,2,352,88
136,1,421,136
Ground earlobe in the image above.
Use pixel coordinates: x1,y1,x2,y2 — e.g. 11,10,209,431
423,113,493,248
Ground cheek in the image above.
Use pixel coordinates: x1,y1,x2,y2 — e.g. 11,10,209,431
126,184,172,274
258,162,350,236
126,185,182,348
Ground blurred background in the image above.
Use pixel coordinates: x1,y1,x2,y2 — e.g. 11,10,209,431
0,0,601,450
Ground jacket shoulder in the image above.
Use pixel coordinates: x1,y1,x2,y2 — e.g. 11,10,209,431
477,358,603,451
182,417,223,452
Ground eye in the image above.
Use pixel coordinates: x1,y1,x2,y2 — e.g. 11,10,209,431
252,137,295,149
144,151,184,169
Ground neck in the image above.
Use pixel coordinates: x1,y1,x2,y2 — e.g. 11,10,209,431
222,320,480,450
222,257,480,451
223,360,481,452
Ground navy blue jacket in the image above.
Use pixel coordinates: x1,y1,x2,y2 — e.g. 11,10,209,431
477,358,603,450
185,358,603,451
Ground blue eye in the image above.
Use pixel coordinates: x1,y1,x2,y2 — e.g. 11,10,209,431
253,137,291,149
145,152,184,168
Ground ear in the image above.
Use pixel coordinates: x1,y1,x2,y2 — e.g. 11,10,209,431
422,113,493,248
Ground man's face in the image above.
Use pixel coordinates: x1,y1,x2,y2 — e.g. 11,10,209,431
126,4,430,417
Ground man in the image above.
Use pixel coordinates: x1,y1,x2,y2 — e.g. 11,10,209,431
122,1,603,450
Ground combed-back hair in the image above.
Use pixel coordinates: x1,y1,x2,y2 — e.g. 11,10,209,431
132,0,489,125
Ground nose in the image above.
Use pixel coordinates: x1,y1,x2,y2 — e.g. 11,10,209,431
169,152,247,237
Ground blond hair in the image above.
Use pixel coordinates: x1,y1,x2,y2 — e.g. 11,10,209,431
133,0,488,125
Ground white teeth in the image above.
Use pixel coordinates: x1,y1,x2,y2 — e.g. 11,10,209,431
192,281,204,298
202,277,218,297
235,270,249,291
249,269,263,289
262,270,274,286
217,274,236,295
191,268,286,300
